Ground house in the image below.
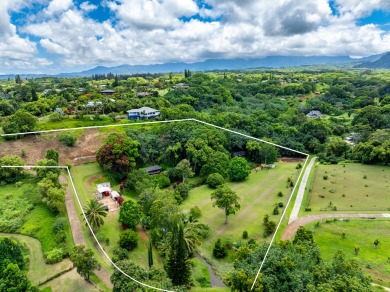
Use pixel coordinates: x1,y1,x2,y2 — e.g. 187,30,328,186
54,108,64,115
145,165,162,175
127,107,160,120
85,101,103,107
134,92,152,98
173,83,189,90
233,150,246,157
101,90,115,95
97,182,111,196
306,110,323,119
0,93,11,99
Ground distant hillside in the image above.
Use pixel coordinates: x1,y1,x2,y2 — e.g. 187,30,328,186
60,55,357,77
354,52,390,69
0,54,387,79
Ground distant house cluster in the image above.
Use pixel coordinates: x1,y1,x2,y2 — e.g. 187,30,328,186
127,106,160,120
0,92,11,99
172,83,189,90
306,110,324,119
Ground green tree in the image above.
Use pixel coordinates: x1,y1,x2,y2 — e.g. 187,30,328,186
0,263,30,292
96,133,140,176
213,238,227,258
15,74,22,84
45,149,59,163
46,187,66,213
111,260,172,291
148,242,153,268
175,159,194,183
70,245,100,282
0,155,24,183
83,199,108,231
118,230,138,251
2,109,37,136
246,141,278,164
206,173,225,188
228,157,250,181
211,184,241,224
118,199,141,230
166,223,191,286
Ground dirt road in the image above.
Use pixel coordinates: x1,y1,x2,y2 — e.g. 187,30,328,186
60,174,113,289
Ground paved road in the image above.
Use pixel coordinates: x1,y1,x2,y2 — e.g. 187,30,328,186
60,174,113,289
282,213,390,240
289,157,316,224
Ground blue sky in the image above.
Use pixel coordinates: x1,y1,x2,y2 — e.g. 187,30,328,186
0,0,389,74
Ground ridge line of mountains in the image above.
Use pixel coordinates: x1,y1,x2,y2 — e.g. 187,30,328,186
2,52,389,79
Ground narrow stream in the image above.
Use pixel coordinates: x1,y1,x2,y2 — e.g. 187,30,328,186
195,253,226,287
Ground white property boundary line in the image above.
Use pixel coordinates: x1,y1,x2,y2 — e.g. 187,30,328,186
1,118,309,291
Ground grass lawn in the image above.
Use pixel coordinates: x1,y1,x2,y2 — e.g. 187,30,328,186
305,163,390,213
70,162,163,270
190,257,211,288
306,218,390,287
182,162,299,278
0,233,73,286
41,269,98,292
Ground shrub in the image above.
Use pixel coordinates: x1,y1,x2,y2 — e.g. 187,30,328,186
58,132,77,147
119,230,138,251
363,175,367,179
263,215,276,237
278,202,284,208
272,205,279,215
157,175,171,189
45,248,64,264
189,206,202,220
242,231,248,239
53,217,68,233
305,207,312,212
175,183,190,199
15,181,22,188
213,239,227,258
296,163,302,169
323,175,328,180
206,173,225,188
277,191,283,197
54,230,66,244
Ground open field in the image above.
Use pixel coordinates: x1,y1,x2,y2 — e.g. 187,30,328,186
41,269,98,292
306,218,390,287
0,233,73,286
304,163,390,213
182,162,299,278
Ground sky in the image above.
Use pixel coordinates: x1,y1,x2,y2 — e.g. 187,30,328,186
1,0,390,74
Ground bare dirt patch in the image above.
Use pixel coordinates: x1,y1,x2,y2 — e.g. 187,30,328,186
86,174,106,187
279,157,305,163
0,129,104,165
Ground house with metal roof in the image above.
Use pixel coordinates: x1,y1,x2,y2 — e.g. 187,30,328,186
127,107,160,120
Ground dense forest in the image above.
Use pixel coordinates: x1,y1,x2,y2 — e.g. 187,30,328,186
1,69,390,164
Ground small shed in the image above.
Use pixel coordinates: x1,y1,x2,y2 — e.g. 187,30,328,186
145,165,162,175
233,151,246,157
111,191,121,200
97,182,111,196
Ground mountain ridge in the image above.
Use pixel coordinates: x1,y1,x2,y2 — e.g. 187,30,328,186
0,53,387,79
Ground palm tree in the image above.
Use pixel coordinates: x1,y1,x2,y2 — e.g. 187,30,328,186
183,219,209,257
83,199,108,231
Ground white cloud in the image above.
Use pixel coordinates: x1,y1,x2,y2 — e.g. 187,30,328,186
44,0,73,16
1,0,390,73
107,0,199,29
80,1,97,12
